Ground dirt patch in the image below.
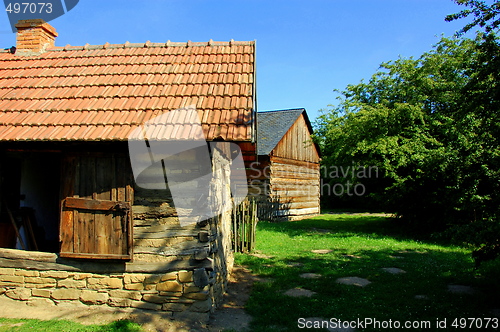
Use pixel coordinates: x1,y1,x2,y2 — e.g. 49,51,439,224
0,265,257,332
206,266,256,331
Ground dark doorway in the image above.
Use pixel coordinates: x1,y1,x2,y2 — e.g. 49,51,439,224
0,152,61,253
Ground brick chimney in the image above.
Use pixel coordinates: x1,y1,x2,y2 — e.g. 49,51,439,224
15,19,58,56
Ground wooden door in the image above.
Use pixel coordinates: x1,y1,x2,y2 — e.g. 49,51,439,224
60,154,133,260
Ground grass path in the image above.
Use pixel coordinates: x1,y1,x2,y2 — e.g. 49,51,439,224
236,213,500,331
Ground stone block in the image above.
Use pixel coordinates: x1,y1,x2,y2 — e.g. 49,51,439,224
57,279,86,289
189,299,212,313
157,281,182,292
25,277,56,284
183,291,209,301
40,271,69,279
178,271,193,283
24,283,55,289
125,283,144,291
158,291,182,297
0,275,24,283
123,274,146,284
108,290,142,301
73,273,92,280
0,268,15,275
88,277,123,290
32,289,51,298
165,297,195,304
0,281,22,287
183,285,201,293
160,272,177,281
162,302,188,312
0,287,5,295
14,270,40,277
144,274,162,284
5,288,31,301
51,289,81,300
109,297,133,308
80,290,109,305
144,284,156,291
143,294,168,304
130,301,162,310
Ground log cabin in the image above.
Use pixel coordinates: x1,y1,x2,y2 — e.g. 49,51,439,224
249,109,321,220
0,19,256,320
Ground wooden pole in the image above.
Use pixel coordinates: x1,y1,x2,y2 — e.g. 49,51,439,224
2,200,26,250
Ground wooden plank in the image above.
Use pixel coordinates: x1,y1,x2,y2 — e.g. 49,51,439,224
59,252,131,260
0,248,58,262
115,157,126,256
270,155,320,168
60,156,77,254
64,197,130,211
272,114,321,162
94,157,108,256
124,157,134,257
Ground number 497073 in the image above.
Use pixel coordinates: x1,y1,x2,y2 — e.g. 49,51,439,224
5,2,53,14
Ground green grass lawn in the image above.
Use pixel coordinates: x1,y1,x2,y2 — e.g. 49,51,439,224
0,319,142,332
236,213,500,331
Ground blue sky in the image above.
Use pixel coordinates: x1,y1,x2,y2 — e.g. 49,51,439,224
0,0,473,121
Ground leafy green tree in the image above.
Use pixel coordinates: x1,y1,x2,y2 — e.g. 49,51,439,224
446,0,500,35
315,34,500,262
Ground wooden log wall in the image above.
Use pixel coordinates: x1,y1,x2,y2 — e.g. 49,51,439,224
268,156,320,219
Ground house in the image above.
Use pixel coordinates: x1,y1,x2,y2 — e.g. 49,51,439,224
248,109,321,220
0,19,256,320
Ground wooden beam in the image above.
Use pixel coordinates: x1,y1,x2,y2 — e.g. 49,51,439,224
64,197,130,211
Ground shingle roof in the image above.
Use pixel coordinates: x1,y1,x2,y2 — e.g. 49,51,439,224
256,108,305,155
0,40,256,141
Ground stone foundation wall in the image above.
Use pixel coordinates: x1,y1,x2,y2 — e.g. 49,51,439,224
0,145,235,321
0,265,213,320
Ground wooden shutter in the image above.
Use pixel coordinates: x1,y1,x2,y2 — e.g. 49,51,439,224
60,154,133,260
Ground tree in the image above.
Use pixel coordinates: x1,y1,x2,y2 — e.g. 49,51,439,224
445,0,500,35
315,34,500,262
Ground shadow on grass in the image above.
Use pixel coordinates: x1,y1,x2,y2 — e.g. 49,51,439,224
260,214,453,246
235,214,500,331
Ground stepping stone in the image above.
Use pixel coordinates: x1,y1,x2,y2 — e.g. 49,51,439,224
284,287,316,297
447,284,478,295
342,254,362,259
415,295,428,300
389,255,404,259
287,262,303,267
312,249,333,254
382,267,406,274
299,273,322,279
336,276,371,287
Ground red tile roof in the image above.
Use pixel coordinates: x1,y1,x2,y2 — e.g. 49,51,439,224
0,40,256,141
